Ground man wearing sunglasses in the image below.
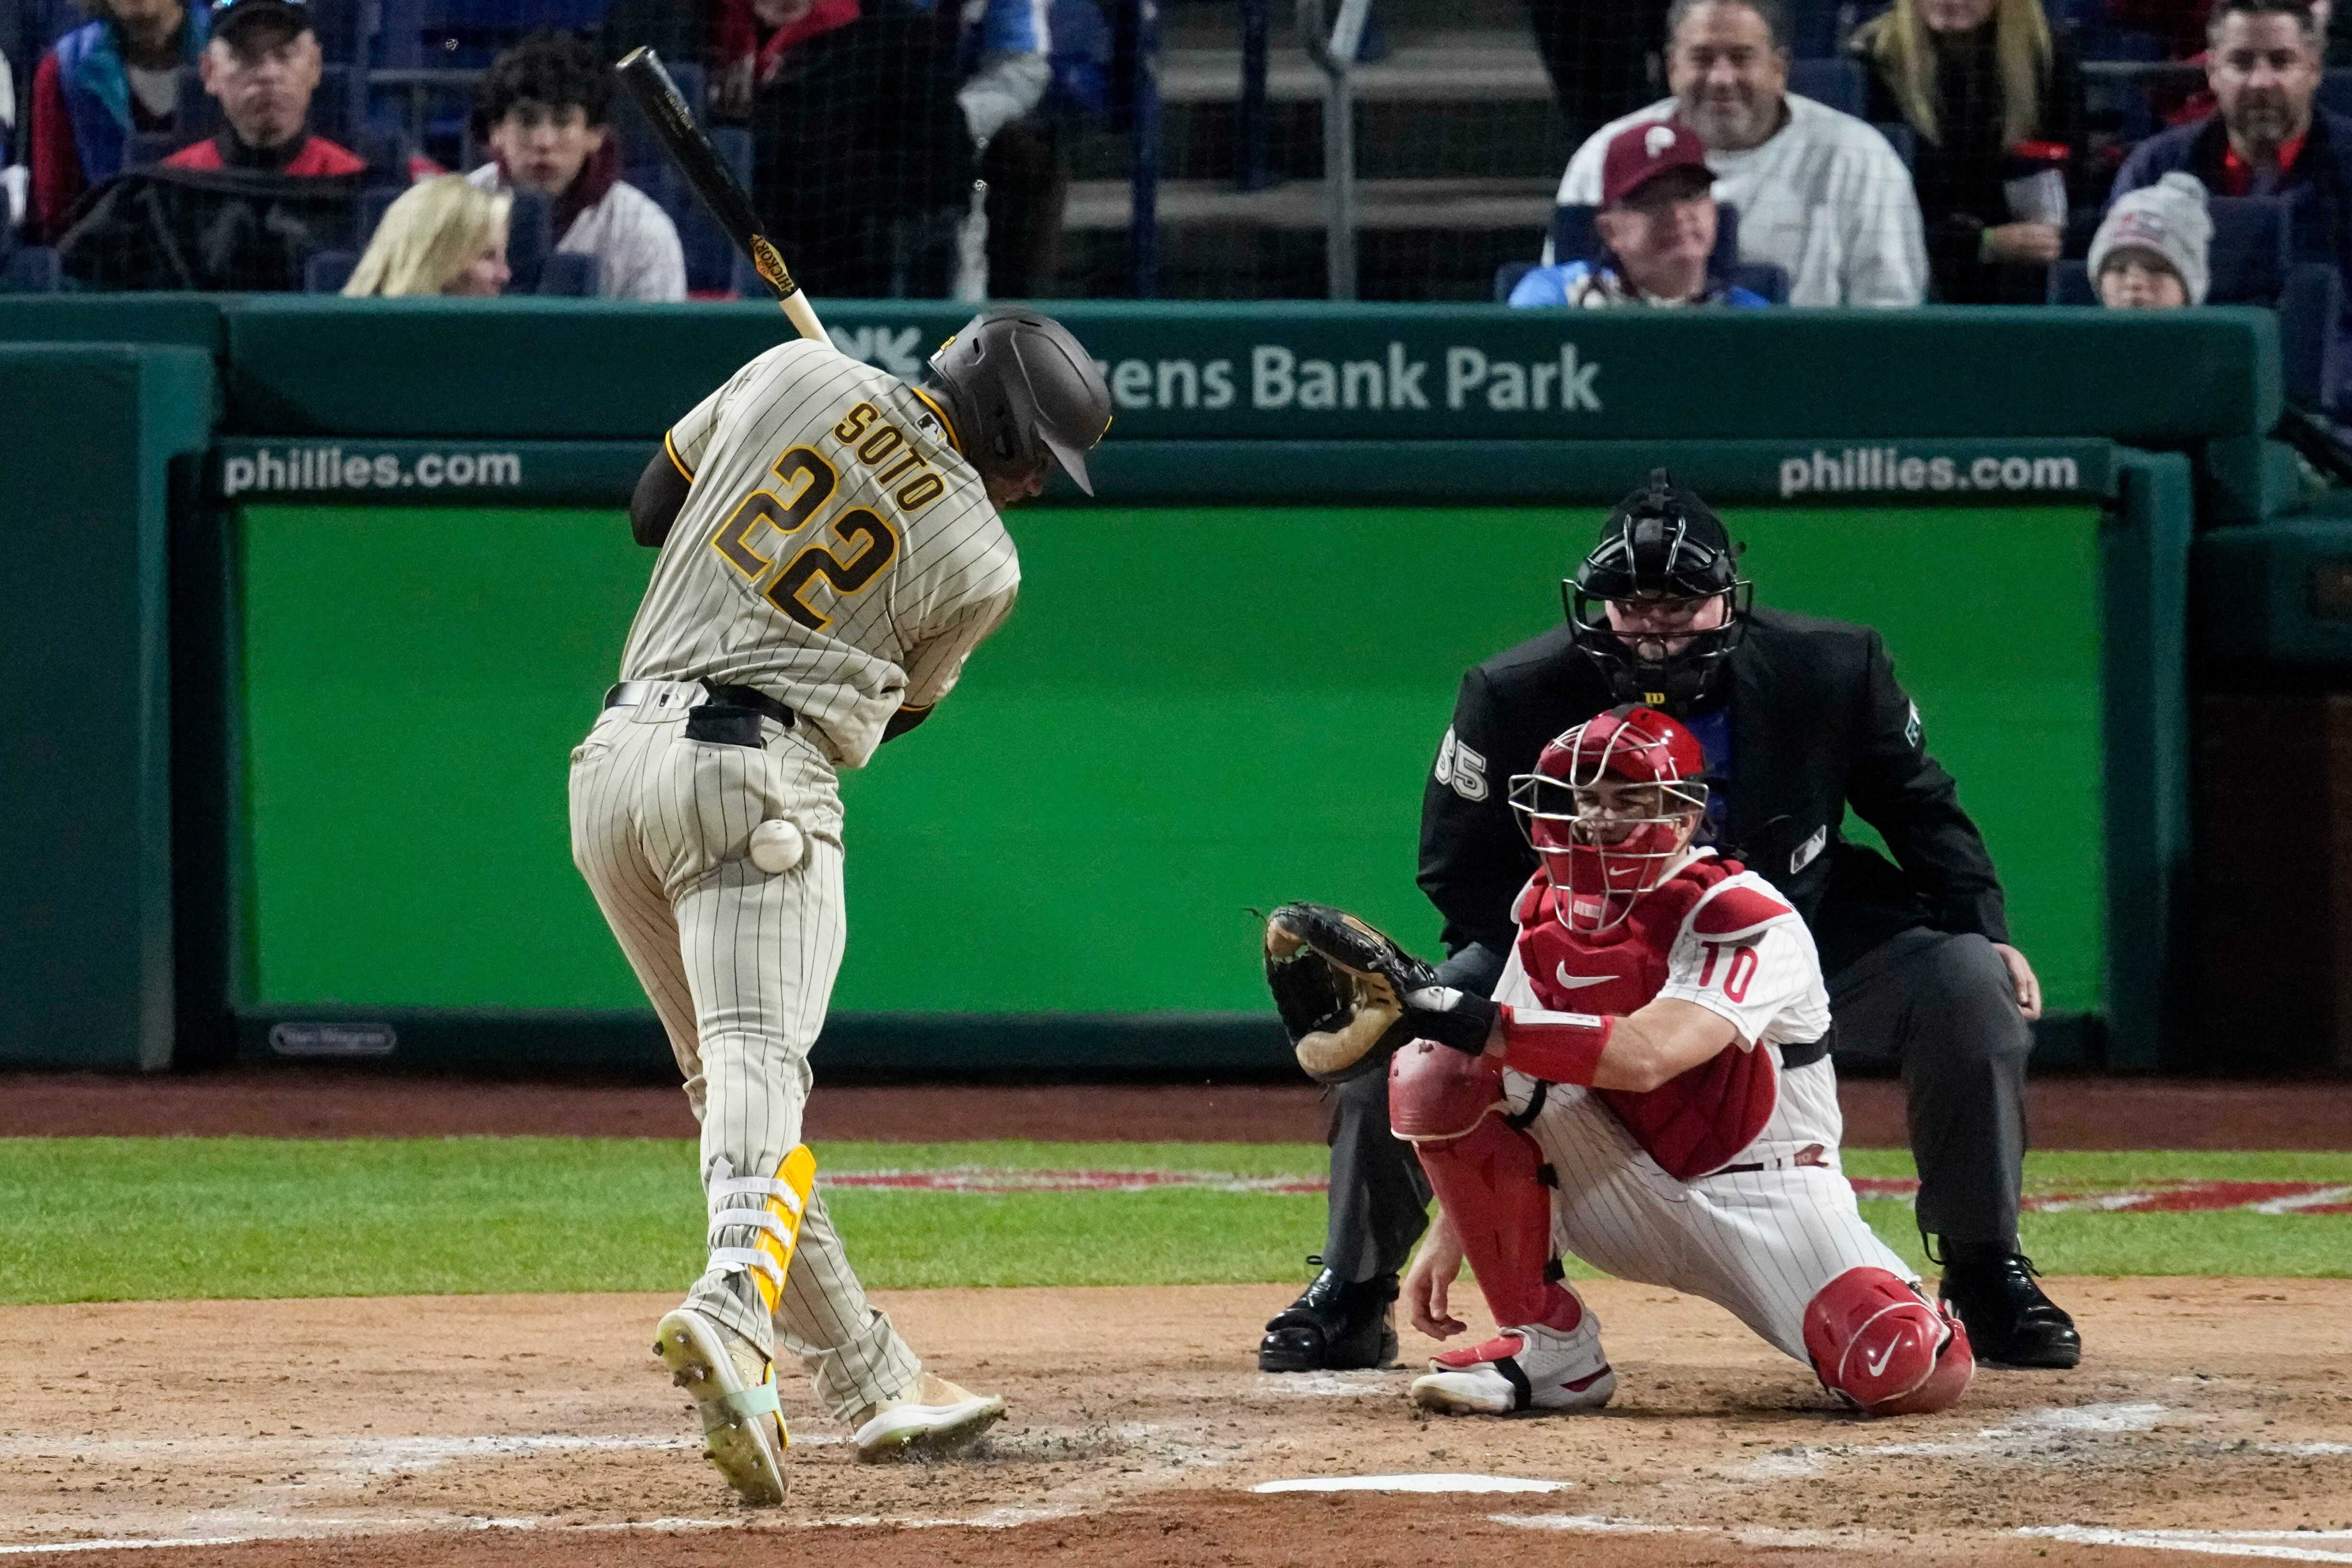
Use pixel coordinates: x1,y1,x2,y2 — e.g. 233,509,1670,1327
1258,470,2079,1379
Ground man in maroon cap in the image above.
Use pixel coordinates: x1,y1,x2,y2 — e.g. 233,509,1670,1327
1510,117,1770,308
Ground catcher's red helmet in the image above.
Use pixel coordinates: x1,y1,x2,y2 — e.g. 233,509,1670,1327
1508,705,1710,932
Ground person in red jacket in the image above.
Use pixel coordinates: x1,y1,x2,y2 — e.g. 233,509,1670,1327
162,0,360,176
28,0,209,242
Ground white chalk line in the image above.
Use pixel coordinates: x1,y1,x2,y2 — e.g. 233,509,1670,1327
2020,1526,2352,1562
1726,1401,2172,1478
0,1503,1073,1556
1255,1474,1565,1495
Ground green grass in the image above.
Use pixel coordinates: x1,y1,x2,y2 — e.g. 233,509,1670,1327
2,1139,2348,1306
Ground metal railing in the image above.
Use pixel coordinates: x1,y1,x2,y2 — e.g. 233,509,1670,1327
1297,0,1372,299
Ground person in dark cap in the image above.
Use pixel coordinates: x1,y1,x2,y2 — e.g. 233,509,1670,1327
163,0,361,175
1257,471,2080,1378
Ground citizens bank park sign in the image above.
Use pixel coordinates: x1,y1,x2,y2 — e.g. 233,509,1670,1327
805,304,2255,450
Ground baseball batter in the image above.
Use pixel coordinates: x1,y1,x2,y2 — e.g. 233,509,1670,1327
570,308,1111,1504
1264,707,1974,1418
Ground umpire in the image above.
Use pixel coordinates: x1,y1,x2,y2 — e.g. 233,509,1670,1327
1258,472,2081,1374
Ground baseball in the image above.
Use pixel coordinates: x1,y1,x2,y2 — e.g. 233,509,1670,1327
747,818,806,874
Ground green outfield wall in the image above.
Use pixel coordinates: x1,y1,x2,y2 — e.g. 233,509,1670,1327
0,302,2244,1074
238,502,2105,1022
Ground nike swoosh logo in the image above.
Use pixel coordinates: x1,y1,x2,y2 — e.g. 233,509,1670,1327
1554,964,1616,990
1865,1342,1898,1378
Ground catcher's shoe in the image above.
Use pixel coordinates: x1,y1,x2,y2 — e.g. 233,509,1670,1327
1410,1322,1615,1416
1938,1250,2081,1369
1258,1266,1399,1373
851,1373,1006,1461
653,1307,787,1505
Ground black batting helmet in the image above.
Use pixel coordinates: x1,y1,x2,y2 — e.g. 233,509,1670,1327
925,308,1113,495
1565,469,1752,715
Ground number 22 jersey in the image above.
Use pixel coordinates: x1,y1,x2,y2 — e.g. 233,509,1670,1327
618,339,1021,769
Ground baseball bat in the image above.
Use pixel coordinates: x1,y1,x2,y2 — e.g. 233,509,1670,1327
613,46,828,345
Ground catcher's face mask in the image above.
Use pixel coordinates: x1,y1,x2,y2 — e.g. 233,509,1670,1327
1511,708,1708,933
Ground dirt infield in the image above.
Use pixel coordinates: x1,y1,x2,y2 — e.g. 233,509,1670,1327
5,1279,2349,1567
9,1069,2352,1149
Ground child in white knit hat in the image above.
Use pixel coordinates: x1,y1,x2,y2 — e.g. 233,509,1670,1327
2090,172,2212,311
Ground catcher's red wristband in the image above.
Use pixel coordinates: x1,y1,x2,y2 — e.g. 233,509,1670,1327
1497,1004,1614,1086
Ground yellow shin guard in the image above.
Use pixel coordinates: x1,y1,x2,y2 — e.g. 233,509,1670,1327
708,1145,816,1313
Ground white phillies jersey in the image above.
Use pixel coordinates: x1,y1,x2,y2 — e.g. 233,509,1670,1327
1495,860,1841,1166
619,338,1019,769
1653,872,1834,1053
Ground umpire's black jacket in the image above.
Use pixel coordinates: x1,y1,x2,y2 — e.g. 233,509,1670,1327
1419,605,2009,980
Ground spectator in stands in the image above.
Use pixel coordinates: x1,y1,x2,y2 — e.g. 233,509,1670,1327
163,0,362,177
747,0,976,297
343,173,511,296
1553,0,1929,306
1851,0,2085,303
466,30,685,302
3,44,23,236
1511,118,1772,306
27,0,207,241
2091,169,2211,307
943,0,1062,298
2111,0,2352,283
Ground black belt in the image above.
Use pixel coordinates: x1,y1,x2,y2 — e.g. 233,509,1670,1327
604,679,795,730
1779,1036,1829,1070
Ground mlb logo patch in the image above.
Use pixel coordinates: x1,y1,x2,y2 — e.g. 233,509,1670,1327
1905,701,1922,749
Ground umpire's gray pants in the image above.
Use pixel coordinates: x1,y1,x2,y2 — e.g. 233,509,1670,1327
1316,926,2033,1283
1825,928,2032,1251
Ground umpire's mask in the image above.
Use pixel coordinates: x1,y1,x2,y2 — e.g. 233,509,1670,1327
1565,469,1753,715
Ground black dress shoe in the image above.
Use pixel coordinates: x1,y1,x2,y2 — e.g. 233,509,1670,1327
1938,1251,2082,1369
1258,1265,1399,1372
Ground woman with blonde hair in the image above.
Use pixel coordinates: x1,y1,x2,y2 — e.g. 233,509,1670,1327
1852,0,2086,302
344,174,514,297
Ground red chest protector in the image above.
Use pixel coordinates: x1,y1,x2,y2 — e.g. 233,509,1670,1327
1514,856,1783,1182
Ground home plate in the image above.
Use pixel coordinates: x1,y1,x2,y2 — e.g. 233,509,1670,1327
1254,1475,1567,1495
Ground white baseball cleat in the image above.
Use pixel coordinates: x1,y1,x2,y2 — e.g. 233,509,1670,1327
654,1307,788,1504
1409,1321,1616,1416
851,1372,1007,1461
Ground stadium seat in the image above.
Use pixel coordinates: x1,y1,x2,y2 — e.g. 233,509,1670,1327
305,249,359,292
2047,259,2096,304
361,185,407,243
2276,263,2343,415
1551,201,1741,274
1787,58,1865,117
505,184,554,293
1728,260,1790,303
125,130,178,168
536,251,600,296
1784,0,1850,58
1873,121,1916,171
2207,195,2292,303
1491,254,1786,304
1,244,63,291
665,126,754,294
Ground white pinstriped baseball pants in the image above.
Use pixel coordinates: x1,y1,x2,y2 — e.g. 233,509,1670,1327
1504,1059,1914,1362
569,683,921,1422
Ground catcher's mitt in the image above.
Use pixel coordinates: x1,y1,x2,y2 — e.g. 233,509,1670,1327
1264,902,1479,1084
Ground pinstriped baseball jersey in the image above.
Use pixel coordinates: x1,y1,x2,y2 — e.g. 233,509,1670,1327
620,339,1019,769
1481,872,1912,1363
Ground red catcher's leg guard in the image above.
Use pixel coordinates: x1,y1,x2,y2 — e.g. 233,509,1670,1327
1411,1113,1581,1333
1803,1267,1974,1417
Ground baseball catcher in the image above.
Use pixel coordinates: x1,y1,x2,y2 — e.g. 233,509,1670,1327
1265,706,1973,1417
